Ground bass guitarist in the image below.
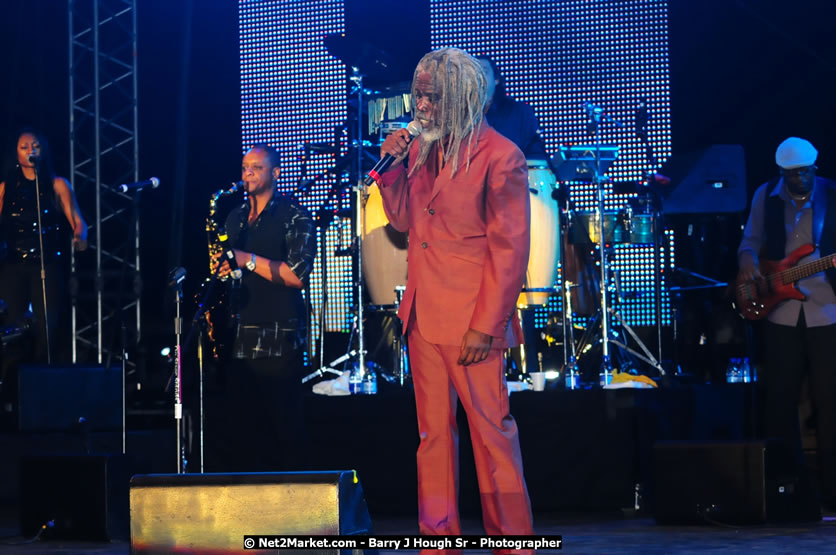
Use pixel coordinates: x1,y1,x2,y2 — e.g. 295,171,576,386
737,136,836,516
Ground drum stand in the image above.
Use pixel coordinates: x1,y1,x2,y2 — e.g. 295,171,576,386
562,281,581,389
589,105,615,384
301,314,361,384
568,105,665,384
392,286,408,386
302,66,373,384
567,250,666,380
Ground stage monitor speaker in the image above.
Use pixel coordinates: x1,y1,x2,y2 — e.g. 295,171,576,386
19,454,130,541
653,440,817,525
658,144,747,214
130,470,372,553
18,364,121,432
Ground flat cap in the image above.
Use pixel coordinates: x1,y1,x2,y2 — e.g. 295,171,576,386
775,137,817,170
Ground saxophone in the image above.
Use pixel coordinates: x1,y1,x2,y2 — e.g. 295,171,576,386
207,181,243,274
202,182,243,358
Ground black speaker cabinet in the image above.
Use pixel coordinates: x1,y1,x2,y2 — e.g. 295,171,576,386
19,454,130,540
130,471,372,553
18,365,121,431
653,440,817,524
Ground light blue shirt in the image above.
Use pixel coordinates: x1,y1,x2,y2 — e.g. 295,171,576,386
738,177,836,327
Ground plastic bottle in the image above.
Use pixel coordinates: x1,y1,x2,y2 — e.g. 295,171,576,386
741,357,753,383
348,364,363,394
565,363,579,390
726,358,742,383
361,364,378,394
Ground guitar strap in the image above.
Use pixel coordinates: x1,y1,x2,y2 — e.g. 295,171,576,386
764,178,784,261
812,177,826,248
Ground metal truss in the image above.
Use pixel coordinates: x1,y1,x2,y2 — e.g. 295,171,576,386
69,0,140,365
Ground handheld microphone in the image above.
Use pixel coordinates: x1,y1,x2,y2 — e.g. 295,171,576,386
28,153,40,164
363,120,422,186
118,177,160,193
168,267,187,288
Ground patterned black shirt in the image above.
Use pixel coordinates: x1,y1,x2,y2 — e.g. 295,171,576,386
225,192,316,358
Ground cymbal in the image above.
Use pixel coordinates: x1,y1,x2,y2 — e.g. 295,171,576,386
325,34,396,76
365,80,412,99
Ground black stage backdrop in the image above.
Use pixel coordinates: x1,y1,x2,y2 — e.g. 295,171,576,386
0,0,835,382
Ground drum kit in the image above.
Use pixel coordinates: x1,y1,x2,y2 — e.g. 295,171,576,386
302,36,667,389
301,36,413,386
514,141,666,387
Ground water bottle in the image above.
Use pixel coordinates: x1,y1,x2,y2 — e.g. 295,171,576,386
361,364,378,394
741,357,754,383
348,364,363,394
599,356,613,387
565,364,579,390
725,358,742,383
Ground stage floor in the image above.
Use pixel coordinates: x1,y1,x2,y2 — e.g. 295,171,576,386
0,382,826,552
1,508,836,553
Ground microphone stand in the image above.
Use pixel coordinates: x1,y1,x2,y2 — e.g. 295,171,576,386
552,171,578,386
587,107,613,385
301,68,377,386
172,272,185,473
175,245,239,471
581,106,666,382
31,159,52,364
197,322,205,473
121,323,127,455
351,66,368,387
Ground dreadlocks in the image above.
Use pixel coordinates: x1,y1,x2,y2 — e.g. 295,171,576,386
409,48,487,178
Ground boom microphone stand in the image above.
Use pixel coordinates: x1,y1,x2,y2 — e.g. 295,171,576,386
172,271,184,473
31,157,52,364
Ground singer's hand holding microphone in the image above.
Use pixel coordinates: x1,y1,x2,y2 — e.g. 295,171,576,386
363,120,422,186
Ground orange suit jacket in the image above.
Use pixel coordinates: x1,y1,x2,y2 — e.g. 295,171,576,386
379,122,530,349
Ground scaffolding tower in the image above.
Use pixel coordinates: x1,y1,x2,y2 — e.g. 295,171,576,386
69,0,140,365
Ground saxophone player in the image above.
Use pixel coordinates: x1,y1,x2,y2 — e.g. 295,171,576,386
207,143,316,472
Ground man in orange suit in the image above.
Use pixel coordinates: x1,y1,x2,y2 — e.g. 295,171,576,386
377,48,534,547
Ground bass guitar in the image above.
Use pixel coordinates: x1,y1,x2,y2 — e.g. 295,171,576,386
735,243,836,320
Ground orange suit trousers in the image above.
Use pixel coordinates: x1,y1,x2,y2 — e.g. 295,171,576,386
408,315,534,550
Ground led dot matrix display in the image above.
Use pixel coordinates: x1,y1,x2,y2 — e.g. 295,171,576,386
240,0,675,329
430,0,673,326
240,0,353,334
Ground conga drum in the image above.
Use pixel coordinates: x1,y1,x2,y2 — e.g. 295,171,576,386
518,160,560,307
362,183,408,306
569,211,630,244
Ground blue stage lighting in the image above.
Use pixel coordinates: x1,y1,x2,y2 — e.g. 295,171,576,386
240,0,353,334
430,0,673,327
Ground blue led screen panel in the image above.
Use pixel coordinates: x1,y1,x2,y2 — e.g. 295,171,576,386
430,0,673,327
240,0,353,333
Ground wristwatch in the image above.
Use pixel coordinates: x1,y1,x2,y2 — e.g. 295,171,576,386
245,253,256,272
